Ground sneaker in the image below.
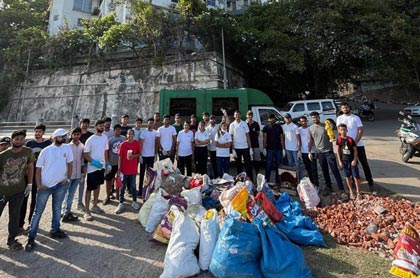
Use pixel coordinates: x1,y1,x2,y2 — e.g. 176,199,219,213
83,212,93,221
115,203,124,214
50,229,68,239
131,201,141,210
62,212,79,223
8,240,23,251
25,238,36,252
91,205,105,214
77,203,85,212
369,184,378,195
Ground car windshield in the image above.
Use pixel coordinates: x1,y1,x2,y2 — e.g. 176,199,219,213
282,102,294,111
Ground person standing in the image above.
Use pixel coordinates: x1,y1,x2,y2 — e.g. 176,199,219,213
262,114,283,183
215,122,232,177
62,128,84,222
120,114,132,137
246,111,261,177
104,124,125,204
25,129,73,251
298,116,319,188
157,114,177,161
19,124,52,233
308,112,345,196
206,109,229,179
229,110,253,179
172,113,183,134
176,122,194,176
0,137,11,152
0,130,34,250
194,121,210,175
337,102,376,193
189,115,198,134
77,118,93,212
153,112,161,130
282,113,303,180
133,118,143,141
202,112,210,126
115,129,141,214
83,120,110,221
139,118,158,198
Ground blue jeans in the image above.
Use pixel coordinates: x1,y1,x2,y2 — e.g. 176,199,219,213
216,156,230,178
265,149,282,183
317,151,344,191
63,178,80,214
28,182,69,239
120,174,137,203
286,150,303,181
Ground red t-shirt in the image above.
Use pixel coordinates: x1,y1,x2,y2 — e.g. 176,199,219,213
119,140,141,175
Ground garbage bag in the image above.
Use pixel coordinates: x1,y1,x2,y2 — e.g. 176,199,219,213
142,168,157,201
255,191,283,223
160,206,200,278
145,189,170,233
297,177,320,210
199,209,220,270
275,192,326,247
181,186,202,205
152,209,175,244
209,217,263,278
138,192,158,227
257,219,312,278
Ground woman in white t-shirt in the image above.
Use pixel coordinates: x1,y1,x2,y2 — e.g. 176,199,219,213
176,122,194,176
194,121,210,175
215,122,232,178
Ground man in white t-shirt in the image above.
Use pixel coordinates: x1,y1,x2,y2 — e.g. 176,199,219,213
157,114,177,162
229,110,253,179
26,129,74,251
139,118,158,198
282,113,303,180
298,116,318,187
337,102,376,193
83,120,110,221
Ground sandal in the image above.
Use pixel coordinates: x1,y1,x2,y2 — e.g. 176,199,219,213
8,240,23,251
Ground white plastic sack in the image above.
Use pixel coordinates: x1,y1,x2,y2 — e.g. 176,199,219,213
297,177,320,210
145,189,170,233
199,209,220,271
160,206,200,278
138,192,158,227
154,158,175,189
181,187,202,205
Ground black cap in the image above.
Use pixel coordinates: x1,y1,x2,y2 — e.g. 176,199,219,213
0,137,11,144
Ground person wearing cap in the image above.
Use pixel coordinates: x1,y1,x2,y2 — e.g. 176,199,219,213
246,110,261,177
62,127,85,223
206,109,229,179
282,113,303,181
172,113,183,134
83,120,110,221
0,130,34,250
229,110,253,179
0,137,11,152
25,128,73,251
120,114,132,137
19,124,52,234
309,111,345,197
263,114,283,183
157,114,177,161
103,117,115,138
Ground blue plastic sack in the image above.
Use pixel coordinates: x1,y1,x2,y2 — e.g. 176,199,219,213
275,193,326,247
209,217,263,278
257,219,312,278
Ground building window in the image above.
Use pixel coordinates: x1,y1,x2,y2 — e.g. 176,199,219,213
77,18,84,26
73,0,92,13
207,0,216,7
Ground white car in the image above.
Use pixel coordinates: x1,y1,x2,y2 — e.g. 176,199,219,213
404,103,420,116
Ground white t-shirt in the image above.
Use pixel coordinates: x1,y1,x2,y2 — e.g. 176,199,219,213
206,124,219,151
195,129,210,146
337,114,364,146
282,123,299,151
36,144,74,188
84,134,109,173
140,129,157,157
215,132,232,157
298,127,315,154
229,120,249,149
103,129,115,139
177,130,194,156
157,125,177,151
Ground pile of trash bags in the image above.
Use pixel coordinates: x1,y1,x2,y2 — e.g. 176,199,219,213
138,159,326,278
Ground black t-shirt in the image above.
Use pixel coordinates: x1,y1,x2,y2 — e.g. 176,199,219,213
263,123,283,150
26,139,52,162
120,125,132,137
80,131,93,144
337,136,356,161
190,124,198,134
247,121,260,148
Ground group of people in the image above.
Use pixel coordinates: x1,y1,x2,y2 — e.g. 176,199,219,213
0,102,376,252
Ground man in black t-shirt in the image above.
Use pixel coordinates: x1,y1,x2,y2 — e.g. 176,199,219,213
19,124,52,232
262,114,283,183
246,111,261,176
120,114,132,137
79,118,93,144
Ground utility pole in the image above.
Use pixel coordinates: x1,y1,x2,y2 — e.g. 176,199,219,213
221,26,227,89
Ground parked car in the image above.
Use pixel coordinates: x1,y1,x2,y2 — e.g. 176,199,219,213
280,99,337,126
404,103,420,117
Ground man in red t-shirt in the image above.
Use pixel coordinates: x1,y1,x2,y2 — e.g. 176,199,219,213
115,129,141,214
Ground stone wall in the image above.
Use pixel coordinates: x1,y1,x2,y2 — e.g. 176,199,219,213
5,52,246,122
